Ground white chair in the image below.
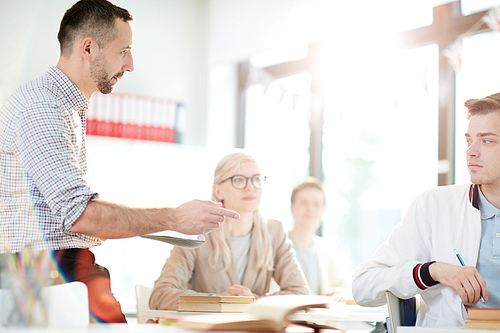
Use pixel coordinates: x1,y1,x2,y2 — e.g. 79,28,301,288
135,284,153,323
135,284,178,323
386,291,418,333
0,281,89,326
42,281,89,326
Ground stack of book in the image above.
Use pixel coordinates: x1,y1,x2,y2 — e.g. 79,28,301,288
465,308,500,330
176,295,255,313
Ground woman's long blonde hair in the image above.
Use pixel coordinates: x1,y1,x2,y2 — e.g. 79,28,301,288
209,151,273,271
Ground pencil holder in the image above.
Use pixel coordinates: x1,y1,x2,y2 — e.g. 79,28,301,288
0,250,54,326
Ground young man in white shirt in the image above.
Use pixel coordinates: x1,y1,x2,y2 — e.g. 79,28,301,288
352,92,500,327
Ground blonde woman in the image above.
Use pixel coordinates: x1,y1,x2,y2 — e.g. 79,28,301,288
149,151,309,310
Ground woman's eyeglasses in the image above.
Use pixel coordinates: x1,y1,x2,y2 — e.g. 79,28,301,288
219,175,267,189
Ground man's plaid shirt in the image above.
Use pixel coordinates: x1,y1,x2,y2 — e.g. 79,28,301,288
0,66,101,253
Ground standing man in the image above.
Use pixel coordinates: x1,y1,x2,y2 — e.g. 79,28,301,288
352,93,500,327
0,0,238,323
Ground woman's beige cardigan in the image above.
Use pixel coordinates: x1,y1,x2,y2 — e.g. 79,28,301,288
149,219,310,310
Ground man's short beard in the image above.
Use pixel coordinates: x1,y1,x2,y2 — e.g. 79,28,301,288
90,54,114,95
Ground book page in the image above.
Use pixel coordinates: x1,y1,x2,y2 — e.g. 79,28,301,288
246,295,331,326
174,313,280,331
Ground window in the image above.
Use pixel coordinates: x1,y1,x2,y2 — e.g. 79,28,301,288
455,30,500,184
322,44,439,268
244,73,311,229
462,0,500,15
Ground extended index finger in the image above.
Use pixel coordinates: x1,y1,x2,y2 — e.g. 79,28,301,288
206,205,239,219
218,207,240,219
198,200,240,219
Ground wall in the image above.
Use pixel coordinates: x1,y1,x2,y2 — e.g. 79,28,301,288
0,0,208,146
207,0,318,65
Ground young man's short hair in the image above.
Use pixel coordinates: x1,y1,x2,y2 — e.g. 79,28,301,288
465,92,500,119
291,177,325,204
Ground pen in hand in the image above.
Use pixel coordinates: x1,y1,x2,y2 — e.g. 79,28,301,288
453,249,485,303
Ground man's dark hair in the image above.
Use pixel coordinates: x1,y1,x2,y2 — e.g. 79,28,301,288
58,0,133,56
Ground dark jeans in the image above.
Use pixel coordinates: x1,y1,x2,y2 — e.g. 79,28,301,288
52,248,127,323
0,248,127,324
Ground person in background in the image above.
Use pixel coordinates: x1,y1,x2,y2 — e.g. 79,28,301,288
288,177,350,296
352,92,500,327
0,0,238,323
149,150,309,310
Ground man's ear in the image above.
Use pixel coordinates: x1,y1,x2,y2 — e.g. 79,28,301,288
80,37,98,61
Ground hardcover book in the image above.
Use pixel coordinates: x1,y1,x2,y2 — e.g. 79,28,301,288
465,308,500,330
177,295,255,313
179,295,255,303
467,308,500,321
465,320,500,330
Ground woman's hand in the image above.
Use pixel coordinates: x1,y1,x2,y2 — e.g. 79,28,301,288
219,284,253,296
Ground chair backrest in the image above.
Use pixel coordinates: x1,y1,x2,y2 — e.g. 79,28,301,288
135,284,153,323
0,281,89,326
42,281,89,326
386,291,417,333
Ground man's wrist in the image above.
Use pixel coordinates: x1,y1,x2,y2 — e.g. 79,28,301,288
413,261,439,290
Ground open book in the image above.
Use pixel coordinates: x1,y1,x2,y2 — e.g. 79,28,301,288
177,295,255,313
140,231,205,248
173,295,336,331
